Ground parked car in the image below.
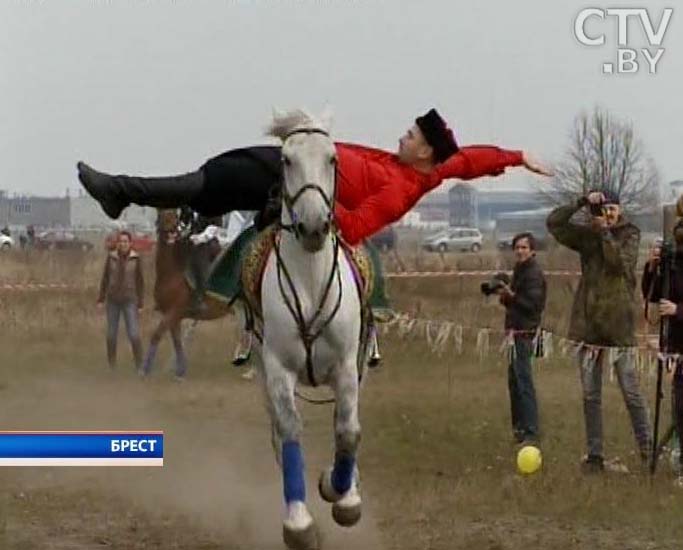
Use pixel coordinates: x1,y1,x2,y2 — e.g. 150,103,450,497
0,234,14,250
369,226,397,252
422,227,483,253
105,231,156,253
35,230,94,252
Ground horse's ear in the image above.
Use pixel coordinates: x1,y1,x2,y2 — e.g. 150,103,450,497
267,107,288,140
319,107,334,133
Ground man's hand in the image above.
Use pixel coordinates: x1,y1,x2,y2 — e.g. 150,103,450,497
587,191,606,205
496,283,515,306
659,299,677,317
648,242,662,267
522,152,553,177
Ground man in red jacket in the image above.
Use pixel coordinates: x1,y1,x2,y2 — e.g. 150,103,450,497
77,108,551,246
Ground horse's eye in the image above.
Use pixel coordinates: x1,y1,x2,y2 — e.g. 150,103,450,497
282,156,291,167
330,156,337,166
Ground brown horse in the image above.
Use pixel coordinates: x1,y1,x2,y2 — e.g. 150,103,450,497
141,209,231,378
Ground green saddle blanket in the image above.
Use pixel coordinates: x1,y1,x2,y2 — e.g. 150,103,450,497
206,225,259,303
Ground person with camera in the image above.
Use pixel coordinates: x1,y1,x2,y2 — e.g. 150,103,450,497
547,191,651,473
489,232,547,445
642,229,683,484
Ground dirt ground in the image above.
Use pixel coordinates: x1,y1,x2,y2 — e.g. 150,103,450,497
0,343,385,549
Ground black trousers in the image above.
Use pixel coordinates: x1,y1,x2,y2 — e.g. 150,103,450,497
192,146,283,217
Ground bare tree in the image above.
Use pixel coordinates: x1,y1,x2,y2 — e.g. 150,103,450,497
539,107,660,213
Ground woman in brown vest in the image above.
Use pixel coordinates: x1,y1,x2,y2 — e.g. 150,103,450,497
97,230,144,370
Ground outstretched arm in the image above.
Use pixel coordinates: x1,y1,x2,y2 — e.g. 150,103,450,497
430,146,552,189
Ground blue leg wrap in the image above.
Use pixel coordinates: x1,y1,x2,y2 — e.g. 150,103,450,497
282,440,306,503
331,452,355,495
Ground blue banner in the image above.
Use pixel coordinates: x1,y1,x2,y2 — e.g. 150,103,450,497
0,432,163,459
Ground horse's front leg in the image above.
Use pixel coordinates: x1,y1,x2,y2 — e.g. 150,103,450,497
262,347,318,550
319,358,362,527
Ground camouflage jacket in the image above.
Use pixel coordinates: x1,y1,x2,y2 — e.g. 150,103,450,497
546,202,640,347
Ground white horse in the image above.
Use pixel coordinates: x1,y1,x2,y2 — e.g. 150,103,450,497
252,110,365,550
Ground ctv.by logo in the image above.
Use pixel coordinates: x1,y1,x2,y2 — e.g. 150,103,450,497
574,8,673,74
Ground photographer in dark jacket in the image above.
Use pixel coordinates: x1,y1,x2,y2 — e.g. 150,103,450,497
642,230,683,483
497,232,547,444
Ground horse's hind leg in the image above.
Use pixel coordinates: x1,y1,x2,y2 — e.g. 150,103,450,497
170,320,189,379
262,349,318,550
319,359,362,527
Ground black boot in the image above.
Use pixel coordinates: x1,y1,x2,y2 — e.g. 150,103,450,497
76,162,205,219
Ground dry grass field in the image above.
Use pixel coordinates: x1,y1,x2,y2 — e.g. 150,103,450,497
0,244,682,549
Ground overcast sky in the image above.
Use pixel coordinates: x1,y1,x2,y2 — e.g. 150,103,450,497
1,0,681,196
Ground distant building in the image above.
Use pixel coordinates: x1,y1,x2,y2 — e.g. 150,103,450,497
0,189,158,231
414,187,544,230
448,184,478,227
0,192,70,228
70,192,156,230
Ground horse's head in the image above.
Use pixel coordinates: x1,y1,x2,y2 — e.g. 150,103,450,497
156,209,180,245
268,109,337,253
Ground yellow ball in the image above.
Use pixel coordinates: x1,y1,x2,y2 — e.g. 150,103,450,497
517,445,542,475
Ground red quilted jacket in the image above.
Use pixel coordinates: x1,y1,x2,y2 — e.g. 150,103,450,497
334,143,523,245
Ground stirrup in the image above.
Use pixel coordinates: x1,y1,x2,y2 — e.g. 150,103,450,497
232,332,253,367
367,330,382,368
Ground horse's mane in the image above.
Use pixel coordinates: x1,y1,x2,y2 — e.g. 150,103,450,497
266,108,333,142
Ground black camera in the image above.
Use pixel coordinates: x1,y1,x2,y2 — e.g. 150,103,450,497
480,272,511,296
589,201,605,217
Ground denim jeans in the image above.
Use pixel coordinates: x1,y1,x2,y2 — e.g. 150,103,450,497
106,300,143,369
508,336,539,442
577,346,651,458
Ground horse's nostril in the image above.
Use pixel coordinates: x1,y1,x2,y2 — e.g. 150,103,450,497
296,222,306,235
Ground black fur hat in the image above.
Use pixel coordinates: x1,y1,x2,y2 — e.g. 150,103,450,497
415,108,459,163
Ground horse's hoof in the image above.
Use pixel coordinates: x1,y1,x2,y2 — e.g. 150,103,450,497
283,510,319,550
282,523,319,550
332,488,362,527
231,352,250,367
318,467,341,503
241,367,255,381
173,375,186,383
367,354,382,368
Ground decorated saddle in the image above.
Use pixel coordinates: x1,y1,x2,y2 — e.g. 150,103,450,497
205,225,376,317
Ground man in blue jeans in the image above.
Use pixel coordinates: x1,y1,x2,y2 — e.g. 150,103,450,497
97,231,145,370
497,232,547,445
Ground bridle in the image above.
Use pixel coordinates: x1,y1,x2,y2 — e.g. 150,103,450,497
278,127,337,240
274,127,343,389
